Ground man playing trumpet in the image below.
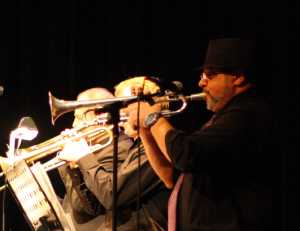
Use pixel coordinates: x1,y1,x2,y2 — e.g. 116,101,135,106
123,38,282,230
58,87,133,231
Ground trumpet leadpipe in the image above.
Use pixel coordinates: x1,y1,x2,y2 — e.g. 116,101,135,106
153,92,206,103
93,93,206,123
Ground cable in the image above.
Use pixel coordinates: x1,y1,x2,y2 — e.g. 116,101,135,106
136,78,146,231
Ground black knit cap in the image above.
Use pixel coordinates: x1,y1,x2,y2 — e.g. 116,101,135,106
198,38,256,70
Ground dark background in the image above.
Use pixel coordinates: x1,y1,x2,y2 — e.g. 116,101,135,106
0,1,298,230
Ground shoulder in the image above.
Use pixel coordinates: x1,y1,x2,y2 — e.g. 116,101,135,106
223,89,274,118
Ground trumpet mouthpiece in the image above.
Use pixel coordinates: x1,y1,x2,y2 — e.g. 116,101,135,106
189,93,206,101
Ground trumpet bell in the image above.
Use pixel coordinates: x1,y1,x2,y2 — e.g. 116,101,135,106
49,92,128,125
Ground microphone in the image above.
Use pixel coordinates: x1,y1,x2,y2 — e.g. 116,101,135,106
146,77,183,95
0,86,3,96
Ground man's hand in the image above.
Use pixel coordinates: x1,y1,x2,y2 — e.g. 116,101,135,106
58,139,91,168
58,128,91,168
123,86,162,130
61,128,78,139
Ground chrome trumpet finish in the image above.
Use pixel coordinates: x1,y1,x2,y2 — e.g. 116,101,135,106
49,91,139,125
50,92,206,125
82,111,129,126
90,93,206,124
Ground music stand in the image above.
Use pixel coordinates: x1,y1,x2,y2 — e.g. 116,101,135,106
5,159,74,231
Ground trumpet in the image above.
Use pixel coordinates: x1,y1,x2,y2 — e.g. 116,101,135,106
50,92,206,125
0,124,113,177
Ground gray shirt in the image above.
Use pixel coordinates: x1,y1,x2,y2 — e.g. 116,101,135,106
58,131,133,231
78,138,171,231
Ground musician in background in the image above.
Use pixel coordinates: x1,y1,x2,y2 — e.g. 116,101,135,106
124,38,282,230
58,88,133,231
58,77,171,230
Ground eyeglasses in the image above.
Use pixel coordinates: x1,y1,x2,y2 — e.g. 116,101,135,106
200,70,227,82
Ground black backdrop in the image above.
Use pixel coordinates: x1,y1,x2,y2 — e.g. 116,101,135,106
0,1,298,230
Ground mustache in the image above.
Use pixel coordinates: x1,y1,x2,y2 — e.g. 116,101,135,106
202,90,209,95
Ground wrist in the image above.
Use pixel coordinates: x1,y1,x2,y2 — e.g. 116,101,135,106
145,112,162,129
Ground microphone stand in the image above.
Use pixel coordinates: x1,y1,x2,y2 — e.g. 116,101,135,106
98,102,122,231
95,92,160,231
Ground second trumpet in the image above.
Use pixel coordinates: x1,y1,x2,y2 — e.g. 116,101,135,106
0,125,113,174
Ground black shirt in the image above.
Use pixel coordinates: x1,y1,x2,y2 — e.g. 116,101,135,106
166,89,282,231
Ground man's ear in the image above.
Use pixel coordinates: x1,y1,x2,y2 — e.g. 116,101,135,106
233,69,246,86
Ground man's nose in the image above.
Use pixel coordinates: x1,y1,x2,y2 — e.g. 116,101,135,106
198,78,207,88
